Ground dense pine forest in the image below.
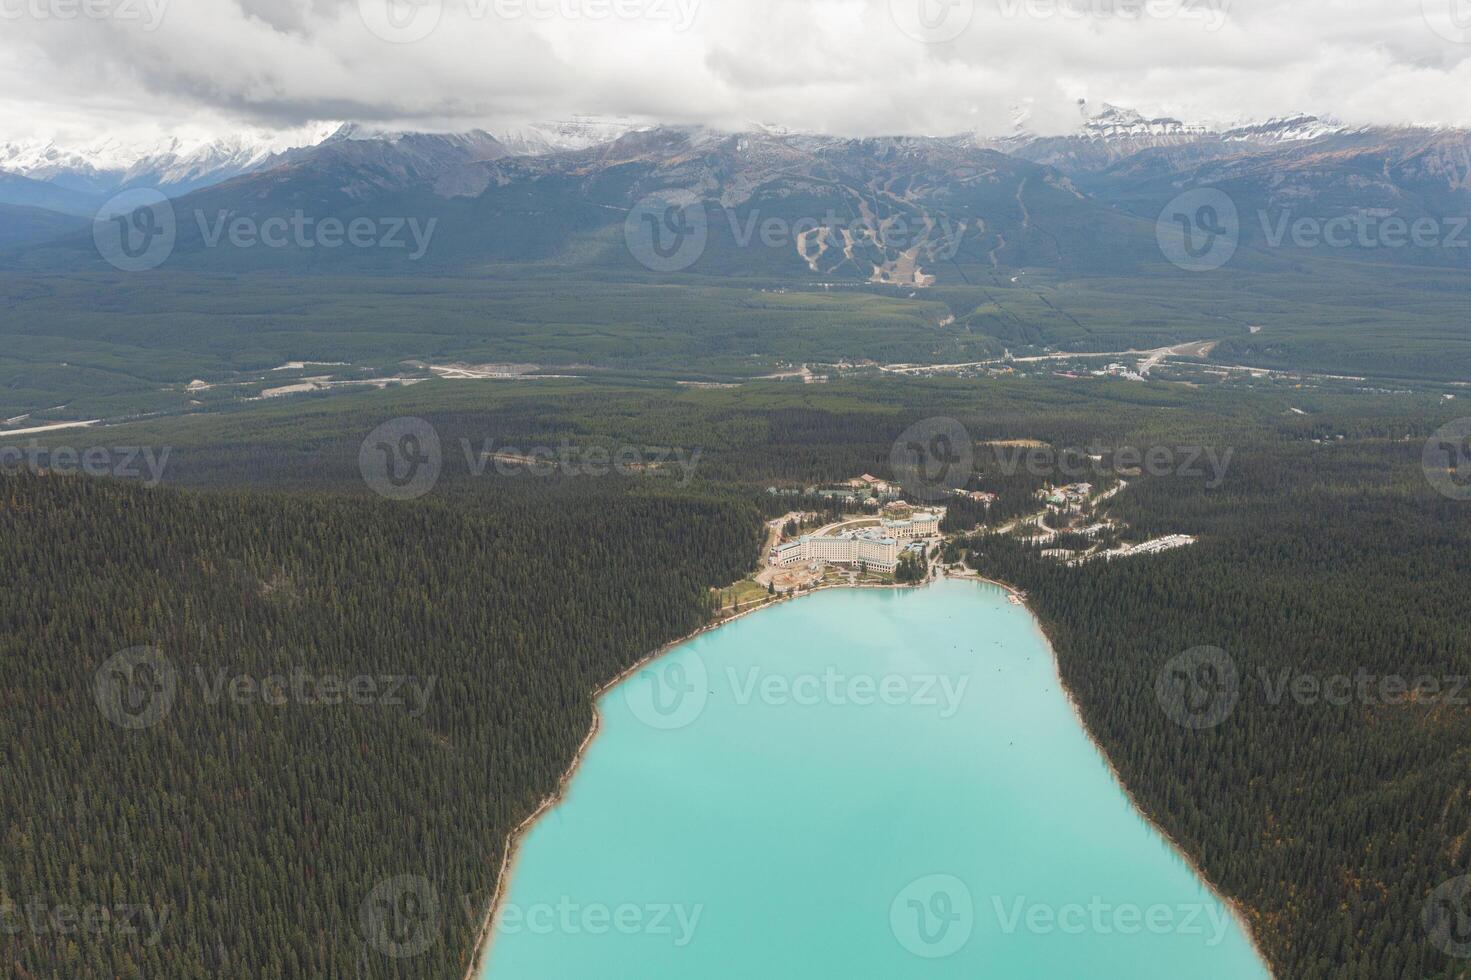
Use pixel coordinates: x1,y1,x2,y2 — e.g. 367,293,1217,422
961,436,1471,980
0,471,760,979
6,374,1471,978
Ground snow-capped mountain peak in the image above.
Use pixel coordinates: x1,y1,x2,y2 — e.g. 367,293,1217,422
0,123,340,196
0,118,641,201
323,123,410,144
1219,114,1347,143
1080,103,1213,140
1078,102,1348,145
482,116,644,156
997,100,1348,146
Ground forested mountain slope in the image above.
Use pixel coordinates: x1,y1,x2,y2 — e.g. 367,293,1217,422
0,472,760,979
966,435,1471,980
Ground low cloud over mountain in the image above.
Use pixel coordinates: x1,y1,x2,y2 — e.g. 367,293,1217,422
5,0,1471,148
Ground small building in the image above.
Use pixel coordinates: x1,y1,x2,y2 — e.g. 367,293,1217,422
1038,483,1094,507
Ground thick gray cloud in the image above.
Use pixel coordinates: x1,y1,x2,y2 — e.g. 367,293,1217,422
2,0,1471,142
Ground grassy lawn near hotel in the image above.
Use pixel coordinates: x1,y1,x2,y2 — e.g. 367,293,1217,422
716,578,775,610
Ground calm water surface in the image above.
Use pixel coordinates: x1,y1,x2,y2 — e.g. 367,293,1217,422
480,579,1271,979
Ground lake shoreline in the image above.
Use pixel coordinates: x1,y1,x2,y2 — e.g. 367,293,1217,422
460,590,821,980
463,573,1274,980
981,575,1278,979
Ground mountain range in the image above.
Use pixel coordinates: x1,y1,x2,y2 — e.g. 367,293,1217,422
5,106,1471,278
0,116,643,205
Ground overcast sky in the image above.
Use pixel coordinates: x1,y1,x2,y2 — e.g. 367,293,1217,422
4,0,1471,145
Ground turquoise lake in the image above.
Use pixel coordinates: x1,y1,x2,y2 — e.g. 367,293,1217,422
480,579,1272,979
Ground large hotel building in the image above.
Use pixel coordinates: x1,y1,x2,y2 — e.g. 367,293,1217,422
772,511,941,574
